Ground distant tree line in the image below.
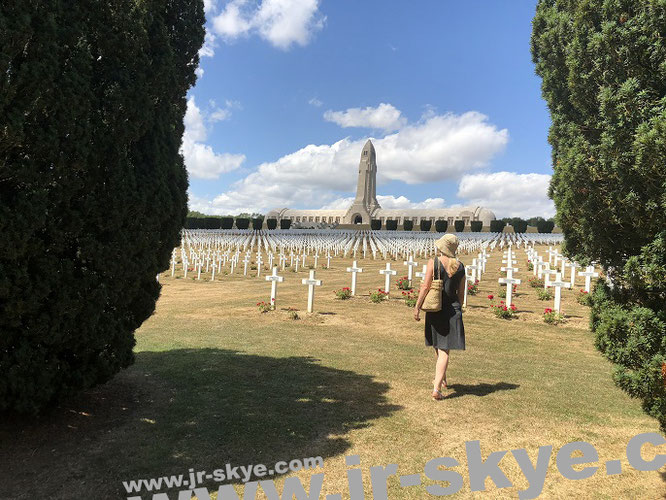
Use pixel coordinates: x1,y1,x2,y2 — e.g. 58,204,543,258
365,216,555,233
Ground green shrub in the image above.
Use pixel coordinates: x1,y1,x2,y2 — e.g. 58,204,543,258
435,220,448,232
528,277,545,288
490,220,504,233
0,0,204,414
369,289,388,303
537,220,555,233
420,220,432,232
251,217,264,230
403,220,413,231
370,219,382,230
543,308,566,325
537,289,553,301
454,220,465,232
235,218,250,230
386,220,398,231
470,221,483,232
512,219,528,233
220,217,234,230
280,219,291,230
266,218,278,230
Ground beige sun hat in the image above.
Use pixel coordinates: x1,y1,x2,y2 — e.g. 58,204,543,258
435,234,459,258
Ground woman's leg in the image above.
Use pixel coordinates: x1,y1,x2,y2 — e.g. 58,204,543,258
434,349,450,391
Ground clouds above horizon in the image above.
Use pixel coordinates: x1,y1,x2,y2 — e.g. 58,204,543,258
211,0,325,50
324,103,407,132
457,172,555,218
182,97,246,180
184,106,511,214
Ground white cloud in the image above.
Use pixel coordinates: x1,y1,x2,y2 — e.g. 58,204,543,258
204,0,217,14
188,109,508,214
199,31,217,58
309,97,323,107
195,67,204,79
182,97,245,180
212,0,325,50
324,103,407,133
319,195,446,211
456,171,555,218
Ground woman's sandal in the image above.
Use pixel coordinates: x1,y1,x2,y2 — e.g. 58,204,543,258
431,389,445,401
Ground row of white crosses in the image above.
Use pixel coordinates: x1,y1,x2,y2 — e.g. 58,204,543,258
498,245,521,307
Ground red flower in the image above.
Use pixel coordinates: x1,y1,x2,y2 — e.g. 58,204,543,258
487,294,494,299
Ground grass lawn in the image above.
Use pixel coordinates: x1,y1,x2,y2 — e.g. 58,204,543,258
1,245,663,499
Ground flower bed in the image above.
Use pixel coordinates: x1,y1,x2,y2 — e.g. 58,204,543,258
467,279,480,295
543,308,566,325
257,300,272,313
402,289,418,307
490,300,517,319
334,287,352,300
537,288,553,300
528,276,544,288
370,289,389,303
576,289,592,306
396,276,412,290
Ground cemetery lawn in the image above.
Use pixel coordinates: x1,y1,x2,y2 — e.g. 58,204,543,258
1,246,663,499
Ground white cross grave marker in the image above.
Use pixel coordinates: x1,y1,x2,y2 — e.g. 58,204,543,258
498,276,521,307
265,267,284,310
346,260,363,296
404,255,418,287
550,272,571,313
379,263,397,295
578,266,599,293
301,269,322,313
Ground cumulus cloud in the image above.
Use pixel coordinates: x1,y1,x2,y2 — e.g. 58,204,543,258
182,97,245,180
212,0,325,50
456,171,555,218
199,31,217,58
324,103,407,133
187,108,509,214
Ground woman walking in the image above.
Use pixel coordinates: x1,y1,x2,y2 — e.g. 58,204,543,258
414,234,466,400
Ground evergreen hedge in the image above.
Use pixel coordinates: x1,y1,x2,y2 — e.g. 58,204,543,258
454,220,465,232
512,219,528,233
403,220,413,231
235,217,250,230
370,219,382,230
537,220,555,233
533,0,666,431
252,217,264,230
435,220,448,233
419,220,432,232
280,219,291,230
220,217,234,230
386,220,398,231
266,218,278,230
490,220,504,233
470,221,483,232
0,0,205,413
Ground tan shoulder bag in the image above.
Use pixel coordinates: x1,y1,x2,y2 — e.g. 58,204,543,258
420,257,443,312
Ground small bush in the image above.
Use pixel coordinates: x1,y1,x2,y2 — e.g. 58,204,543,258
266,218,278,230
288,310,300,320
435,220,448,233
403,220,414,231
467,279,479,295
491,301,517,319
420,220,432,232
386,220,398,231
370,219,382,230
454,220,465,232
396,276,412,290
537,289,553,300
490,220,505,233
334,287,352,300
280,219,291,229
543,308,566,325
512,219,528,233
257,301,272,313
402,289,418,307
576,289,592,306
527,260,534,271
370,289,389,303
470,221,483,232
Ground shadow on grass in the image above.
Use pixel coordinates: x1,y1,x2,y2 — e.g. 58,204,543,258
446,382,520,399
0,348,400,498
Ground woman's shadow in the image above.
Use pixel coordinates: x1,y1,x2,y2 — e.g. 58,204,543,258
445,381,520,399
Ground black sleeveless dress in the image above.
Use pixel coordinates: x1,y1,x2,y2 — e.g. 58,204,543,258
425,259,466,350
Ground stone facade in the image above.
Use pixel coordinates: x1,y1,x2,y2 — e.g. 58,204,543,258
267,140,496,228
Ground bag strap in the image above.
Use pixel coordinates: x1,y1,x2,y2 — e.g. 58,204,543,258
433,256,439,280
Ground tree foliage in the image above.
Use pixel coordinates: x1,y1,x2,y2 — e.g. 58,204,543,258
470,221,483,232
403,220,413,231
266,218,278,230
533,0,666,432
0,0,205,413
454,220,465,232
490,220,505,233
370,219,382,230
537,220,555,233
419,220,432,232
386,220,398,231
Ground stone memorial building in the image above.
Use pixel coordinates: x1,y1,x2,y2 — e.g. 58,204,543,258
267,140,496,228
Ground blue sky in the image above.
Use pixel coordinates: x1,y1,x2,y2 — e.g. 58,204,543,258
185,0,555,218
